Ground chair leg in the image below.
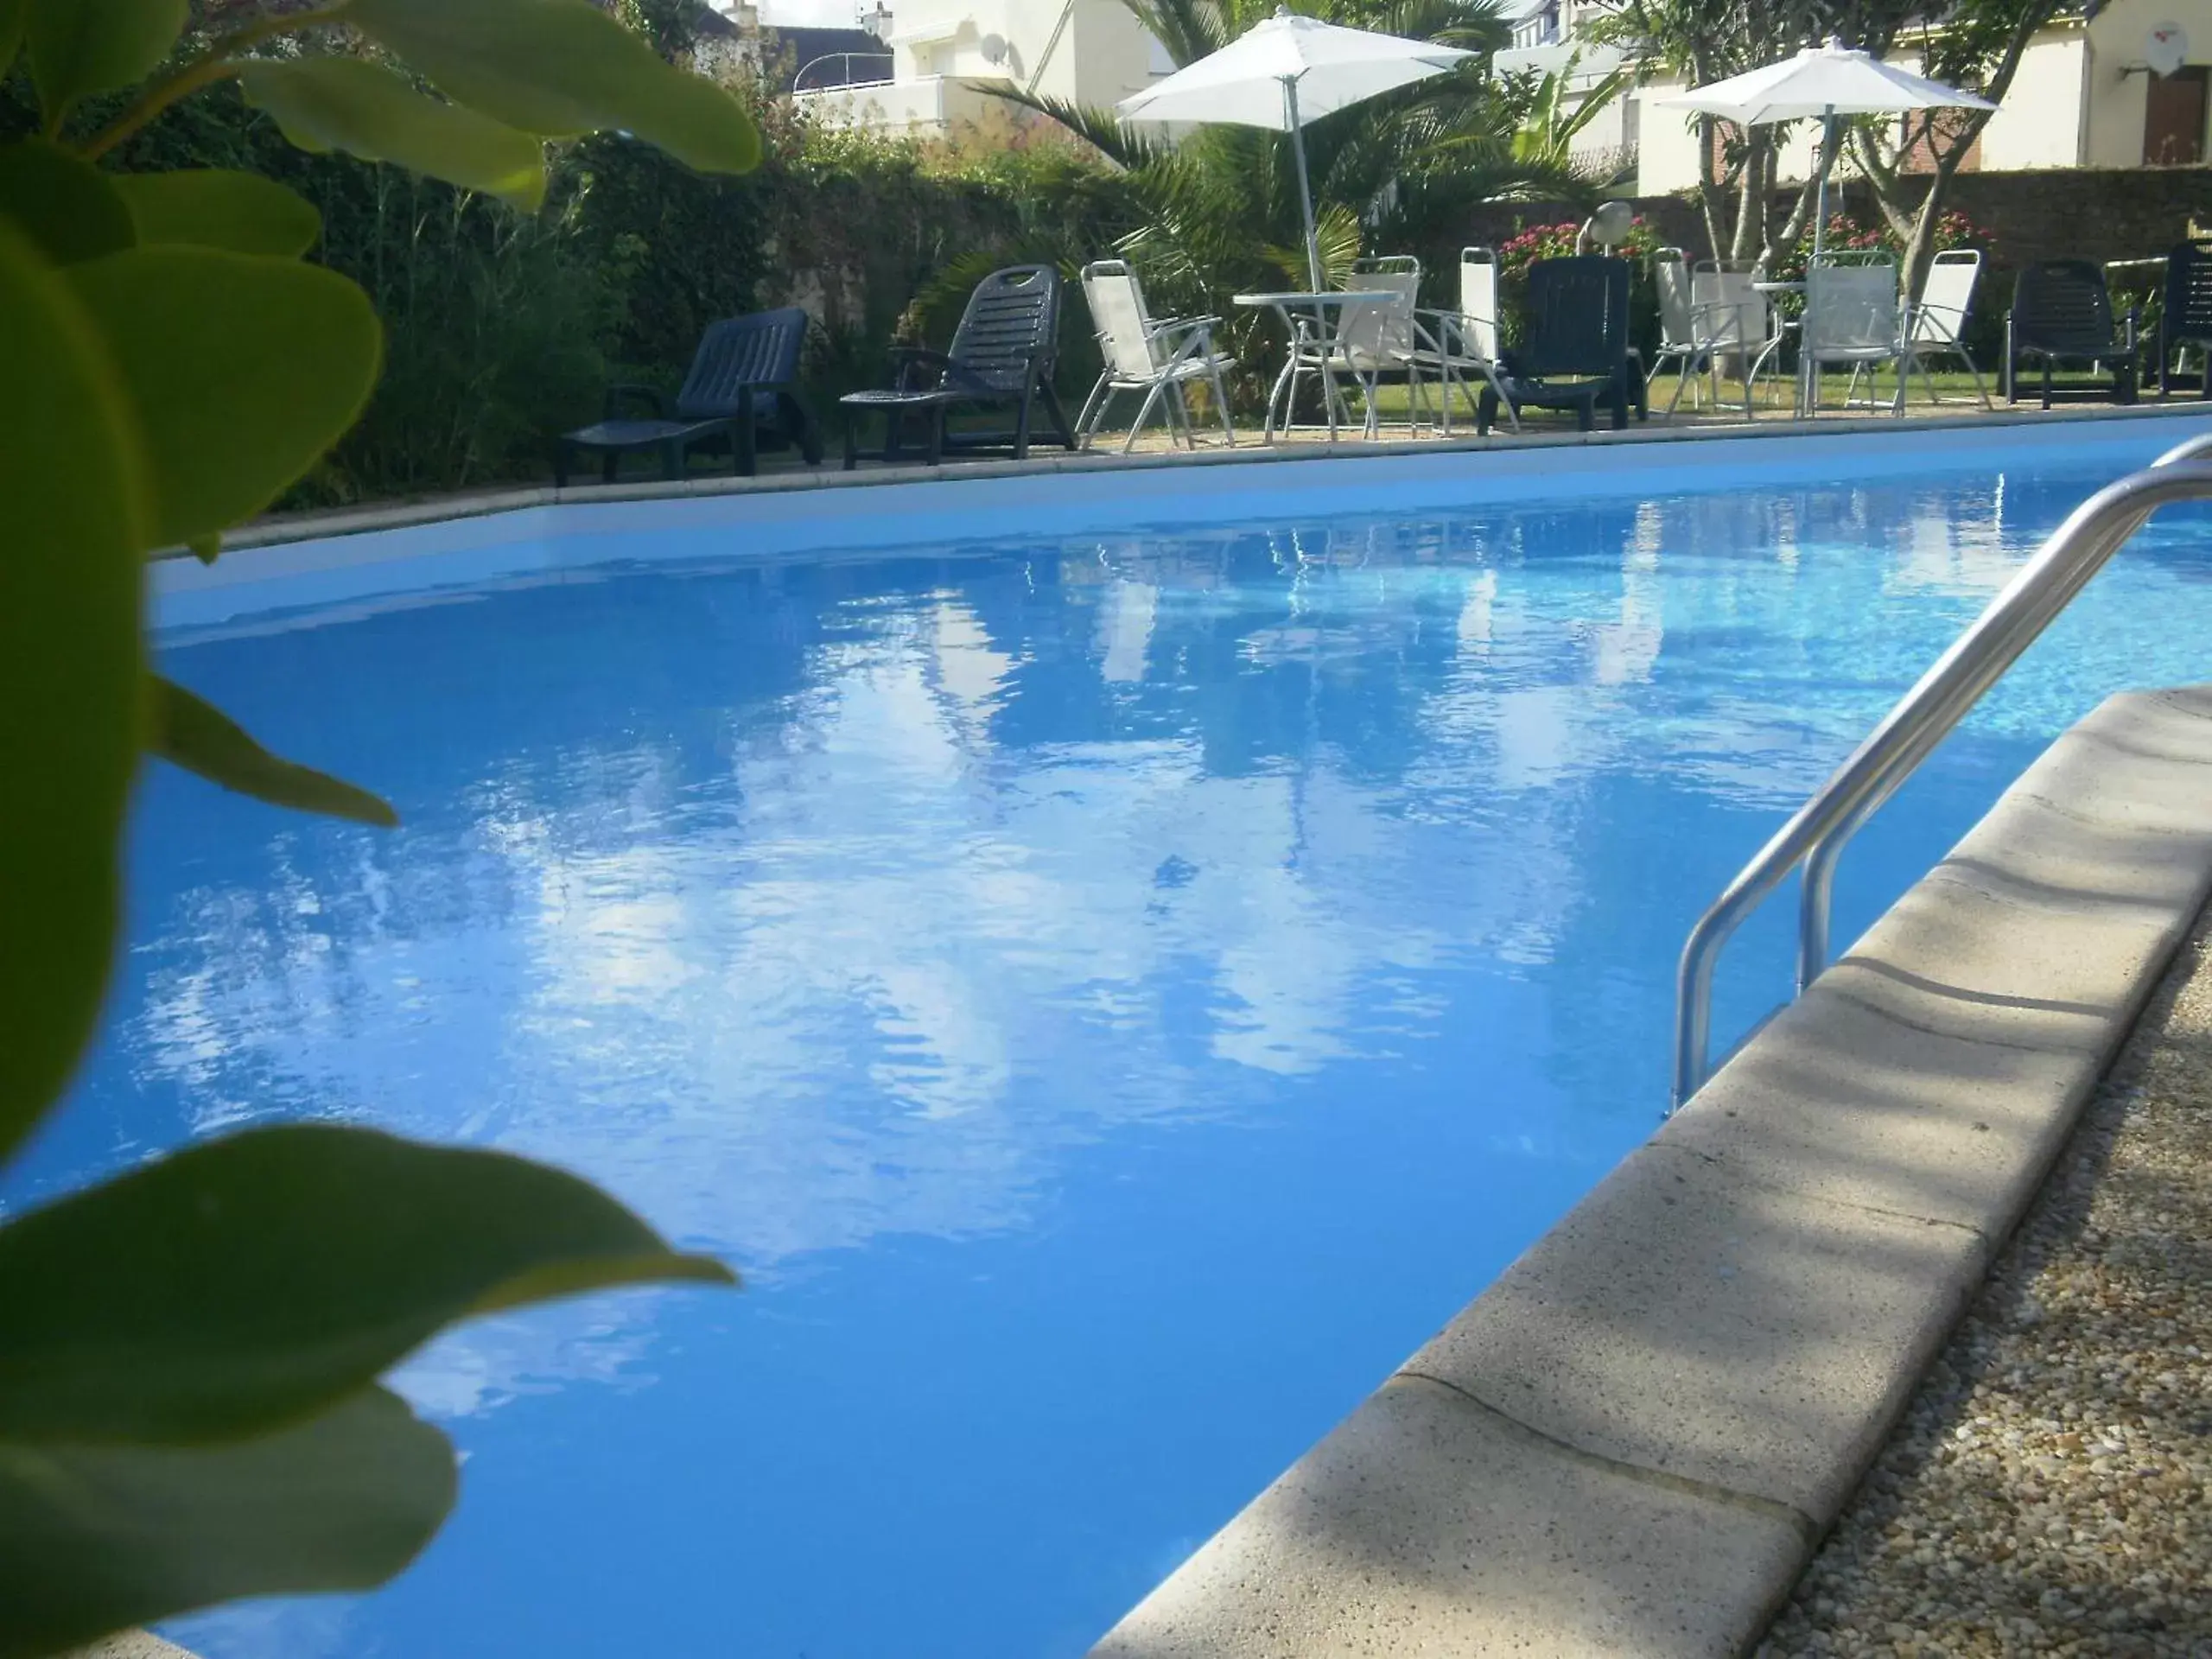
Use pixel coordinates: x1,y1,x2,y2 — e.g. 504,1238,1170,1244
602,448,620,484
842,410,859,471
791,396,824,466
1042,383,1077,452
1078,384,1116,450
736,416,757,478
554,442,572,489
1123,380,1168,454
1075,371,1112,448
1209,361,1236,447
1484,366,1521,433
2042,359,2052,411
1478,386,1499,436
927,406,946,467
1013,386,1033,461
1961,348,1992,411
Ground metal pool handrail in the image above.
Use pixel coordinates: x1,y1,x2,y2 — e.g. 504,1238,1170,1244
1672,429,2212,1111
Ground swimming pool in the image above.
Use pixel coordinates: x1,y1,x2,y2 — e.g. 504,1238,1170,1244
15,418,2212,1657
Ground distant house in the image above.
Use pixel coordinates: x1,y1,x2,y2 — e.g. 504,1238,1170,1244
775,27,895,93
1499,0,2212,192
788,1,1171,139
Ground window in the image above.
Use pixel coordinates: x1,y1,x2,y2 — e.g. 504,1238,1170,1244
2145,66,2209,166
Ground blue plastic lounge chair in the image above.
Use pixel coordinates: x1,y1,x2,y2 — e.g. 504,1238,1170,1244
1478,255,1647,435
840,264,1077,468
2158,239,2212,397
2004,261,2139,409
556,307,820,485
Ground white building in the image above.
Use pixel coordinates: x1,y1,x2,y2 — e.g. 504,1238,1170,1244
1499,0,2212,192
790,1,1172,139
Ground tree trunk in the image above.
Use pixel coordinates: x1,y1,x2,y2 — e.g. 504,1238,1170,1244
1695,114,1726,264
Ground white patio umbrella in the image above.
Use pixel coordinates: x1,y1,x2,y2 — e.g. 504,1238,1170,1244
1654,41,1995,260
1116,8,1472,290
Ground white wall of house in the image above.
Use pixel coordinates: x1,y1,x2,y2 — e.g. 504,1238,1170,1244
874,0,1155,110
1980,33,2088,170
2081,0,2212,165
1617,2,2212,193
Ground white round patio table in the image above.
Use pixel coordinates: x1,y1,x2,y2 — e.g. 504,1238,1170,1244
1233,289,1402,443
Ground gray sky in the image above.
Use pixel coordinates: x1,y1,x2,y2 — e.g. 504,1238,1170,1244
760,0,858,23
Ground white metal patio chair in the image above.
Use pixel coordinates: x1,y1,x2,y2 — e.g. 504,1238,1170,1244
1409,246,1517,435
1892,247,1992,409
1076,259,1236,453
1803,252,1906,416
1647,247,1703,410
1649,249,1785,418
1688,261,1787,416
1315,255,1425,439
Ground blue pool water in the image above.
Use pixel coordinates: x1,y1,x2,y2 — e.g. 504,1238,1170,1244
13,427,2212,1657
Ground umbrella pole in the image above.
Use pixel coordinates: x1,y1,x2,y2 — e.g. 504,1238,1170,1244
1284,75,1322,292
1811,105,1834,262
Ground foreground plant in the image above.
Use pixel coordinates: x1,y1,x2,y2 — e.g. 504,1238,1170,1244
0,3,759,1653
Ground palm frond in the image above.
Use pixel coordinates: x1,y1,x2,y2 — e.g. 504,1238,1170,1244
967,83,1164,169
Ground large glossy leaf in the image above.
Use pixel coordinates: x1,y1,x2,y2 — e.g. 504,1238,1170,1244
0,1386,454,1659
110,169,321,258
0,1123,734,1444
64,245,382,550
0,138,134,265
0,0,24,84
0,225,148,1165
25,0,186,125
238,56,548,211
152,677,397,827
346,0,761,174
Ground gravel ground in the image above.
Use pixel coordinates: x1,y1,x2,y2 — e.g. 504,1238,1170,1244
1758,909,2212,1658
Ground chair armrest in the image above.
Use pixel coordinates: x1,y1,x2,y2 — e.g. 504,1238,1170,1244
603,383,665,419
888,346,955,392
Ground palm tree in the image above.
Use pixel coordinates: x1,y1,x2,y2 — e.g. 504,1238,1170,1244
964,0,1592,380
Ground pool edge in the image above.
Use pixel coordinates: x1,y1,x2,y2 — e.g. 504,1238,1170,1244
172,399,2212,559
1085,683,2212,1657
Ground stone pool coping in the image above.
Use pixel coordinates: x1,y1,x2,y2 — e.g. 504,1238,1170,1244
169,398,2212,560
1087,683,2212,1657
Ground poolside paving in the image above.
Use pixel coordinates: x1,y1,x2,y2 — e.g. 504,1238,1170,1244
197,397,2203,560
1756,894,2212,1659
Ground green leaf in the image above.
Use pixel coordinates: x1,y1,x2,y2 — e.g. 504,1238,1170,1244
346,0,761,174
0,0,24,84
65,245,382,549
25,0,186,127
0,137,135,265
0,223,148,1166
152,677,397,827
238,57,549,211
110,168,321,258
187,532,219,565
0,1123,735,1444
0,1386,454,1659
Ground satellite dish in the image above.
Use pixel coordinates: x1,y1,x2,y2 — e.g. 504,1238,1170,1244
1582,200,1635,250
979,31,1009,65
2147,22,2189,77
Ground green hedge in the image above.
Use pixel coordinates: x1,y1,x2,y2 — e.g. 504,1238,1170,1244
3,73,1138,505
